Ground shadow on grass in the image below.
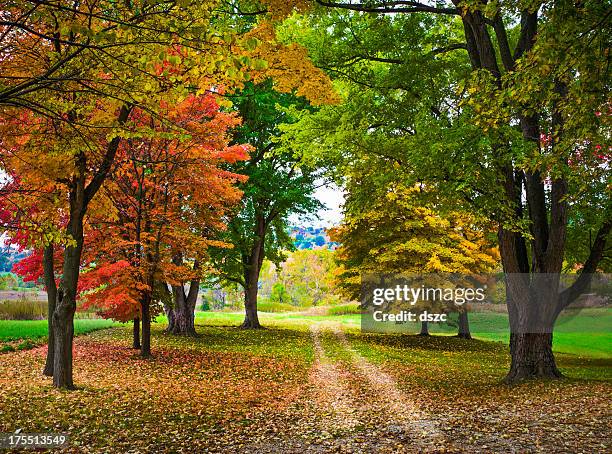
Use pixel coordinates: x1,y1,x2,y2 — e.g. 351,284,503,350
347,331,506,353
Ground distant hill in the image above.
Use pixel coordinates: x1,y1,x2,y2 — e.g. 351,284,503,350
289,226,339,250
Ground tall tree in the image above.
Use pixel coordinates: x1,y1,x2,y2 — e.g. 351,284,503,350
281,0,611,382
0,0,253,387
210,81,324,328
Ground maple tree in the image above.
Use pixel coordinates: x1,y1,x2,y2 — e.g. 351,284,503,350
79,93,247,354
0,0,253,386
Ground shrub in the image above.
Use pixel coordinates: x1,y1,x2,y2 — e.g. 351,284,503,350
257,300,300,313
0,344,15,353
0,299,47,320
16,340,35,350
327,302,362,316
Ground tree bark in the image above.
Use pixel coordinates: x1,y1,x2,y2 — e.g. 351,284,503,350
241,214,266,329
505,332,562,382
52,290,76,389
132,317,141,349
419,320,430,336
457,311,471,339
242,278,262,329
140,295,151,358
42,244,57,376
169,279,199,336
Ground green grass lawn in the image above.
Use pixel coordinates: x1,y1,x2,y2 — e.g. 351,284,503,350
186,308,611,358
0,308,609,359
0,319,116,343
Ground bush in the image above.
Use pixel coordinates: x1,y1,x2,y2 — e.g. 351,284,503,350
327,302,362,316
0,299,101,320
257,300,300,313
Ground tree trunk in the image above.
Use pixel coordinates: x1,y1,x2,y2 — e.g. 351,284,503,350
241,214,266,329
52,210,83,389
457,311,471,339
140,295,151,358
161,284,175,333
419,320,429,336
505,332,562,382
169,280,199,336
242,280,262,329
132,317,141,349
165,303,176,333
42,244,57,377
52,287,76,389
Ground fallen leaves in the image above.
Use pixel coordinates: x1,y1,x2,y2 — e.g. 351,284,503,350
0,321,609,452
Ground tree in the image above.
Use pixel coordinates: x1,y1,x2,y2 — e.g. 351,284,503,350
79,93,247,351
329,175,499,337
282,249,341,306
280,0,611,382
0,0,254,386
209,81,327,328
269,282,290,304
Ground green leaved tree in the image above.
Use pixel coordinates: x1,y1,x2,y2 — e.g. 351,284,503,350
209,81,322,328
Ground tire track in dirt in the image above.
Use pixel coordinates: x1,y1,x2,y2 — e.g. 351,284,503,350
330,325,447,451
232,322,455,453
309,323,361,431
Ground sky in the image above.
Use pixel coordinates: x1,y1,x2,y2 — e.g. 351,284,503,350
290,181,345,228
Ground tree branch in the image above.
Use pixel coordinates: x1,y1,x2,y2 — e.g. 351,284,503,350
315,0,459,15
84,104,132,206
558,218,611,312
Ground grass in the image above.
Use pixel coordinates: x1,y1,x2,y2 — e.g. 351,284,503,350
0,307,608,359
186,308,611,358
326,302,362,316
256,300,301,313
0,299,48,320
0,319,116,343
0,309,609,452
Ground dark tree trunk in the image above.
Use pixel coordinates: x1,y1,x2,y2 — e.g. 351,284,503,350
165,305,176,333
505,332,562,382
132,317,141,349
457,311,471,339
52,285,77,389
52,199,84,389
242,280,261,329
42,244,57,377
140,295,151,358
419,320,430,336
169,279,199,336
241,214,266,329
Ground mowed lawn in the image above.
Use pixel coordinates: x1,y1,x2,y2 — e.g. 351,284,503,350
1,308,610,358
187,309,612,358
0,319,116,343
0,311,609,452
